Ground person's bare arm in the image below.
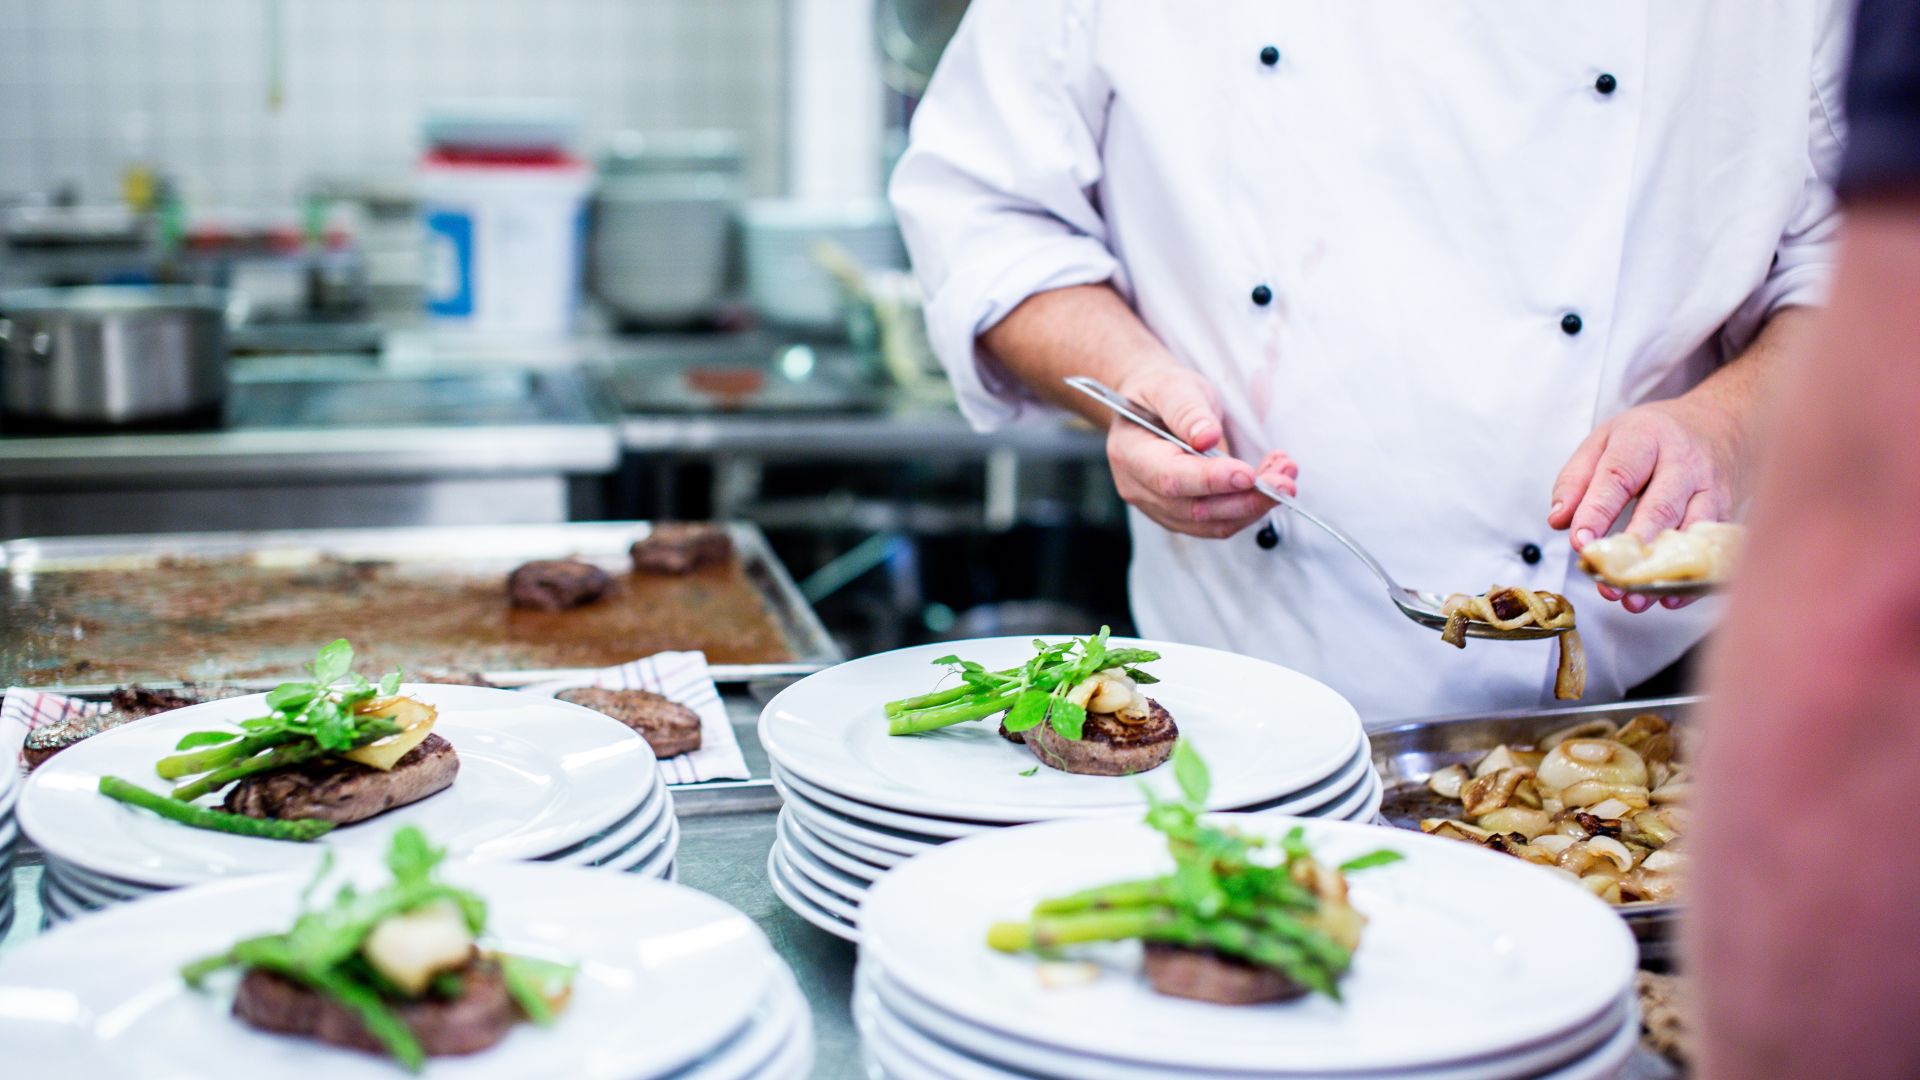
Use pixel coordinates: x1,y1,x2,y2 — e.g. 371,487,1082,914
1547,306,1818,611
1693,195,1920,1079
982,283,1295,538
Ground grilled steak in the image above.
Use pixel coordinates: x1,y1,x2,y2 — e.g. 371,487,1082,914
24,685,246,769
629,523,731,575
1020,699,1178,777
1142,943,1308,1005
221,734,458,824
557,687,702,758
506,559,613,612
233,956,518,1057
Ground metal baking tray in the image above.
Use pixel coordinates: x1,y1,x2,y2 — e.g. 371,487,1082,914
0,522,840,689
1371,694,1697,963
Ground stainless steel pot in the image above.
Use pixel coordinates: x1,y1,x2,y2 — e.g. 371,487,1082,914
0,285,231,427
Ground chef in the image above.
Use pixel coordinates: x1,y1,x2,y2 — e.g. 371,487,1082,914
890,2,1847,720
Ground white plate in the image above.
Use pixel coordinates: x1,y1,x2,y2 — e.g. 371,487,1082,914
775,776,939,859
20,685,654,888
541,780,667,866
768,842,862,931
776,813,870,904
766,843,860,942
684,968,810,1080
783,808,888,883
0,862,782,1080
861,815,1637,1074
607,815,680,878
44,861,134,910
862,961,1631,1080
40,857,165,900
774,764,990,839
760,638,1361,823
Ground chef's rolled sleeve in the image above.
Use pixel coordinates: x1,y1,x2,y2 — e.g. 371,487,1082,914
889,0,1117,432
1721,1,1850,353
1839,0,1920,195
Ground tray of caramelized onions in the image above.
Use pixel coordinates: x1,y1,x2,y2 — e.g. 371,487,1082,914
1372,696,1695,962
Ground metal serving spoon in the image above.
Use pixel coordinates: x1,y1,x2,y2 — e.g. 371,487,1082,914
1066,376,1569,641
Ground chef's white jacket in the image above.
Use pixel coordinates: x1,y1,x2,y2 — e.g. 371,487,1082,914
891,1,1848,723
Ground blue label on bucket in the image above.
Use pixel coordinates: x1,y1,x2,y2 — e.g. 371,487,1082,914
423,208,474,317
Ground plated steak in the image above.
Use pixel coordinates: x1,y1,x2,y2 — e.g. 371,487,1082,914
233,956,517,1058
221,734,458,825
628,523,731,575
506,559,613,612
1142,943,1309,1005
1020,699,1178,777
24,685,246,769
556,687,702,758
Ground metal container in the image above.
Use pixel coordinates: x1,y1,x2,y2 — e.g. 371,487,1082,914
0,285,230,427
1371,695,1697,964
590,130,745,326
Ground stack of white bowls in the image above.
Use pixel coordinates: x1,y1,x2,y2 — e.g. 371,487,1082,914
856,816,1643,1080
741,198,906,331
759,638,1380,941
0,864,814,1079
18,685,678,925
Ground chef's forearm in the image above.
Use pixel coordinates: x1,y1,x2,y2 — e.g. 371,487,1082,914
1676,304,1818,498
1694,196,1920,1080
980,284,1183,426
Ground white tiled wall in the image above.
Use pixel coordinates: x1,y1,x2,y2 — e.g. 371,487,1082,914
0,0,789,209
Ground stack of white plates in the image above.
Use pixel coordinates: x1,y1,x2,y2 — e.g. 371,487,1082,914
19,685,679,926
0,727,19,937
759,638,1380,942
856,816,1641,1080
0,862,812,1079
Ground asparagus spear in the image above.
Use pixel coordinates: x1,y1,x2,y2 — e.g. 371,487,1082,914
99,776,336,842
987,906,1339,998
156,731,302,780
885,644,1161,736
168,719,399,802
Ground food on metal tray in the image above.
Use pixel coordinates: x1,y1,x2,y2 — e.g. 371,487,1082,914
1418,712,1685,904
184,827,575,1071
1439,587,1586,700
628,522,732,575
1580,521,1742,587
885,628,1175,776
989,743,1401,1003
24,684,248,769
556,687,702,758
505,559,613,611
97,639,457,841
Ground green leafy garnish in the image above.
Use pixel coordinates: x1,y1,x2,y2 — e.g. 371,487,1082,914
1338,850,1406,873
173,730,238,751
1019,766,1039,777
884,627,1160,740
987,742,1398,1002
180,827,564,1073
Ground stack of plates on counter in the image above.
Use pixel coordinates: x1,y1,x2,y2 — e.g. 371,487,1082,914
18,685,679,925
856,816,1642,1080
759,638,1379,941
0,726,20,937
0,863,814,1079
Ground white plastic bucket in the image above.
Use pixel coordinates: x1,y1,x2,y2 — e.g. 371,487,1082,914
417,157,590,338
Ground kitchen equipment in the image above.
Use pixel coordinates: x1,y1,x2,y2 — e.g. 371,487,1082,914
1066,376,1571,641
1371,694,1695,963
0,522,837,688
417,151,590,339
0,285,229,428
590,130,744,326
742,199,905,333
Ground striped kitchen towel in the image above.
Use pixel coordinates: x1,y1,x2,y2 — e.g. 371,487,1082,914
519,651,747,785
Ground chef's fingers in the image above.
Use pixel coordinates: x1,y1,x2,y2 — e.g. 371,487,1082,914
1254,450,1299,488
1549,423,1613,532
1567,429,1659,549
1191,487,1287,525
1109,426,1252,498
1622,592,1656,614
1622,450,1702,542
1596,582,1625,602
1137,370,1226,452
1660,595,1701,609
1676,486,1731,531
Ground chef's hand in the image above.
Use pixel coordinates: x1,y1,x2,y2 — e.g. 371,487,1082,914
1107,365,1297,539
1547,397,1739,613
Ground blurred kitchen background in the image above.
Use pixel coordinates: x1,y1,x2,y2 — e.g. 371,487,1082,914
0,0,1130,657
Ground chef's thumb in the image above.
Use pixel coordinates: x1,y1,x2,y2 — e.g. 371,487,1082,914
1143,376,1224,452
